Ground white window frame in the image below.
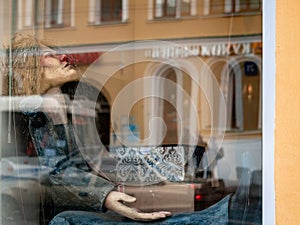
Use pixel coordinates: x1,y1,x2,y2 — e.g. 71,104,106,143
45,0,52,28
203,0,210,15
25,0,33,27
224,0,232,13
45,0,75,28
17,0,75,29
190,0,197,15
89,0,128,25
235,0,241,12
262,0,276,224
17,0,23,29
150,0,197,20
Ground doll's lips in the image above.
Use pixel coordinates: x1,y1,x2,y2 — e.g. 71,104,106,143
60,55,77,68
63,62,75,68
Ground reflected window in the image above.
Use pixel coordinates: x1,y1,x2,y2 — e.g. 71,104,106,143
89,0,128,25
1,1,263,224
208,0,261,15
201,55,261,132
238,0,261,12
101,0,122,22
13,0,74,30
44,0,73,28
154,0,177,18
220,60,261,132
153,0,196,19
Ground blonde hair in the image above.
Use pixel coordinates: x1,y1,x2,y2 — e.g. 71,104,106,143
4,33,53,95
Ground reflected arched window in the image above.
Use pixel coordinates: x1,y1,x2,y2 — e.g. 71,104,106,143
220,59,261,131
203,57,261,132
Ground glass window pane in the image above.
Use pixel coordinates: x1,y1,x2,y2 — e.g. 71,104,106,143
0,1,263,224
154,0,177,18
211,0,225,14
181,0,191,15
166,0,176,16
101,0,122,22
250,0,261,10
43,0,72,28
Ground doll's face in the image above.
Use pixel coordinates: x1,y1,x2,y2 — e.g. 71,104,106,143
40,46,79,87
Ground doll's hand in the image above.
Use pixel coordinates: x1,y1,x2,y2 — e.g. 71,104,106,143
104,191,171,221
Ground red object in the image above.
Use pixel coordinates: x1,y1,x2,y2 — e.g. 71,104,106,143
26,139,37,156
195,194,202,201
66,52,101,66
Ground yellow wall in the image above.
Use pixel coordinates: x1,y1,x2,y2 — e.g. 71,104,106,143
43,0,261,46
276,1,300,224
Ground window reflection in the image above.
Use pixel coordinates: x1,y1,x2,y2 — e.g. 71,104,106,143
101,0,122,22
1,1,262,225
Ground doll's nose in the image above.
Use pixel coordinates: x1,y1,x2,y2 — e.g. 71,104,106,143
59,54,68,63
